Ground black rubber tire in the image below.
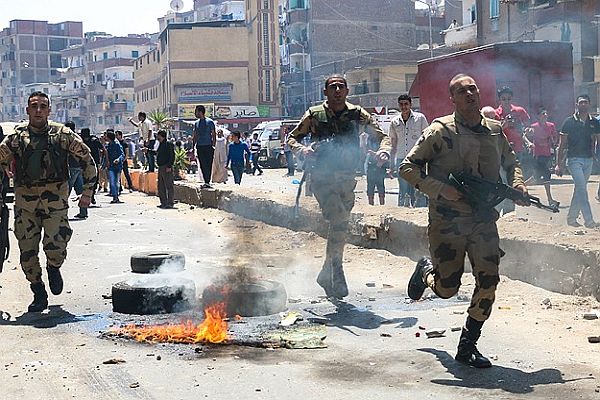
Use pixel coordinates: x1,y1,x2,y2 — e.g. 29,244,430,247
130,251,185,273
111,278,196,315
202,279,287,317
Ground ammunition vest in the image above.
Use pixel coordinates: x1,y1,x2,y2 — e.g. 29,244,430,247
14,125,69,186
308,105,362,172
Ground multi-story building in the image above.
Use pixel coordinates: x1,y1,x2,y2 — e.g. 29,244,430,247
133,0,280,132
280,0,418,117
55,35,155,132
442,0,600,107
0,19,83,121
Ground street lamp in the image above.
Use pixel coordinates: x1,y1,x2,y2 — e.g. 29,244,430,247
291,40,308,111
413,0,434,58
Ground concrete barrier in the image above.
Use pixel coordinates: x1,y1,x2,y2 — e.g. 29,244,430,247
172,181,600,301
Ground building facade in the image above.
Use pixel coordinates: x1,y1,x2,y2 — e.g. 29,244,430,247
0,19,83,121
54,35,155,133
442,0,600,108
133,0,281,132
280,0,418,117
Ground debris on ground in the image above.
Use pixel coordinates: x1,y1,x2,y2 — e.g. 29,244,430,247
588,336,600,344
280,311,303,327
425,329,446,338
102,358,126,365
366,282,376,287
450,326,462,332
129,382,140,388
380,333,392,338
583,311,599,320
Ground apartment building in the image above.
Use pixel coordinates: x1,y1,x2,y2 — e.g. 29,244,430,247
0,19,83,121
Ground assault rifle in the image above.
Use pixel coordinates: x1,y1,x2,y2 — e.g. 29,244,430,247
448,171,560,214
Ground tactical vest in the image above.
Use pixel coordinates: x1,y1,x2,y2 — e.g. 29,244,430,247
308,105,362,172
14,124,69,186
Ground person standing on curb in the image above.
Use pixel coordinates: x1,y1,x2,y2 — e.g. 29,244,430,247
0,91,97,312
287,74,390,299
128,111,155,172
555,94,600,228
192,105,216,188
389,94,428,207
400,74,528,368
116,131,133,193
156,130,176,209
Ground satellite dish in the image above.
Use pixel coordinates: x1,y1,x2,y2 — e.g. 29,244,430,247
170,0,184,12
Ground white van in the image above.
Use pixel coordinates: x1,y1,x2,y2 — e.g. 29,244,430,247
254,120,299,168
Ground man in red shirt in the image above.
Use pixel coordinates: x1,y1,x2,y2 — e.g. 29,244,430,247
495,87,532,178
526,108,559,206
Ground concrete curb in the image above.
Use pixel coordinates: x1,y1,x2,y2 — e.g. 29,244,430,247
172,181,600,301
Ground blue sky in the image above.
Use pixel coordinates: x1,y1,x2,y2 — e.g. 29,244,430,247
0,0,181,36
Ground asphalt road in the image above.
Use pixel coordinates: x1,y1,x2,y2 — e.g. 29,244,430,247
0,181,599,400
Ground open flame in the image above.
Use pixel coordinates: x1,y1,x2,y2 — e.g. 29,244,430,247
113,303,228,344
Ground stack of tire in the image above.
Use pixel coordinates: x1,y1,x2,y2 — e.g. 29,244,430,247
111,251,196,315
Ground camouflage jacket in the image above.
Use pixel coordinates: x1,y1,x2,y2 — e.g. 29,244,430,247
0,122,97,200
399,112,524,220
287,101,391,177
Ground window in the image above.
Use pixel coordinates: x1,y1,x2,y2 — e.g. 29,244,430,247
132,50,139,58
114,51,118,58
490,0,499,18
96,95,103,103
103,52,108,60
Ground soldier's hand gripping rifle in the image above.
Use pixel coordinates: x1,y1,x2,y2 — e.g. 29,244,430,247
448,171,560,214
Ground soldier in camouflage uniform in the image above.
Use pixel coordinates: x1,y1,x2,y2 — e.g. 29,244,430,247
399,74,528,368
0,91,97,312
288,75,391,299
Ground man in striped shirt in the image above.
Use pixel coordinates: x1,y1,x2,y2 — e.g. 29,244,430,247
250,132,263,175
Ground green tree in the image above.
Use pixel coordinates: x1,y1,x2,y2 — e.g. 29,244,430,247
148,109,174,131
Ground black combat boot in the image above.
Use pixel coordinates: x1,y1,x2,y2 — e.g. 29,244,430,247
407,256,434,300
455,317,492,368
28,282,49,312
47,267,64,295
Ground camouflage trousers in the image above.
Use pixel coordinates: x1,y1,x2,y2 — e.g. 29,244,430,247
13,207,73,284
426,218,501,322
311,175,357,262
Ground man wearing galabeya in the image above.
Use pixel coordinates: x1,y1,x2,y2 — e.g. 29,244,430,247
287,75,391,299
400,74,528,368
0,91,97,312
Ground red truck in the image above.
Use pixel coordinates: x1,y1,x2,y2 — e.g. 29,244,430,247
409,41,574,126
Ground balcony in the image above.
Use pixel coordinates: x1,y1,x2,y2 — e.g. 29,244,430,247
288,42,308,55
442,23,477,48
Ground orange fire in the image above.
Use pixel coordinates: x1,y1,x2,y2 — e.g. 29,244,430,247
113,303,228,344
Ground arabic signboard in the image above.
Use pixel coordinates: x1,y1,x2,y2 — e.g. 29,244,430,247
178,103,214,118
214,106,261,119
176,84,233,103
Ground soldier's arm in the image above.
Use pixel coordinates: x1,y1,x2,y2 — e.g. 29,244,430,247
68,134,98,197
287,110,312,156
398,128,446,200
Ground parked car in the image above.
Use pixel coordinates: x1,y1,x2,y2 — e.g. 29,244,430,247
255,120,300,168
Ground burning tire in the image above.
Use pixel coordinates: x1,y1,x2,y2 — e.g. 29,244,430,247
202,279,287,317
130,251,185,273
112,277,196,315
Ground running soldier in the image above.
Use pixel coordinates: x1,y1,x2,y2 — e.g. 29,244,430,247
0,91,97,312
399,74,528,368
287,75,391,299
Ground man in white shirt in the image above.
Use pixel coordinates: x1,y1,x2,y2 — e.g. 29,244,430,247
129,111,156,172
389,94,429,207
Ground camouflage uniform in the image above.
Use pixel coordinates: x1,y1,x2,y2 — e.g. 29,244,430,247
399,113,523,321
288,101,391,297
0,122,97,284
